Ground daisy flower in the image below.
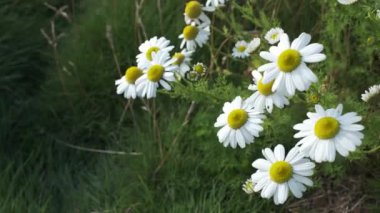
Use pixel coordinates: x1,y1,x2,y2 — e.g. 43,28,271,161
232,38,261,59
258,33,326,96
184,1,213,25
115,66,143,99
172,49,193,77
192,62,207,76
136,51,177,99
337,0,358,5
179,22,210,51
242,178,255,194
247,71,290,113
214,96,265,149
264,27,284,44
294,104,365,163
136,36,174,69
206,0,228,8
361,84,380,103
251,144,315,205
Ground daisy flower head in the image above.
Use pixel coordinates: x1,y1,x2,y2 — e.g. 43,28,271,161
294,104,365,163
206,0,228,8
136,36,174,69
179,22,210,51
214,96,265,149
232,38,260,59
265,27,284,44
247,71,290,113
258,32,326,96
251,144,315,205
136,51,177,99
242,178,255,194
115,66,143,99
192,62,207,76
172,49,193,77
184,1,213,25
361,84,380,104
337,0,358,5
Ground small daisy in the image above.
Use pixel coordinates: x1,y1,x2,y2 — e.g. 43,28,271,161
232,38,261,58
179,22,210,51
115,66,143,99
361,84,380,103
136,36,174,69
247,71,290,113
184,1,213,25
337,0,358,5
265,27,284,44
242,178,255,194
192,62,207,76
258,33,326,96
294,104,365,163
206,0,228,8
172,49,193,77
251,144,315,205
136,51,177,99
214,96,265,149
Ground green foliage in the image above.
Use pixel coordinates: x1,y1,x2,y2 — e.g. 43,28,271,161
1,0,380,212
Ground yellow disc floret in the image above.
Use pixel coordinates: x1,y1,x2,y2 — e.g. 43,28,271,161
125,66,143,84
193,63,205,74
173,53,185,65
147,65,164,82
237,45,246,52
146,46,160,61
314,117,340,139
271,33,278,40
227,109,248,129
183,25,199,40
257,79,274,96
185,1,202,19
269,161,293,183
277,49,302,72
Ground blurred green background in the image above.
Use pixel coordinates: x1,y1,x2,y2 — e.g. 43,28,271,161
0,0,379,212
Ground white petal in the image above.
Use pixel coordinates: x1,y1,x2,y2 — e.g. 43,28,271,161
252,159,271,171
303,54,326,63
274,144,285,161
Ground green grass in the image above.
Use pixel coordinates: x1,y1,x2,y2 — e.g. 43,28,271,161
1,0,380,212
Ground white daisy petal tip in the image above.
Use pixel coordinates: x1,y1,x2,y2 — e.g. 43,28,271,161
337,0,358,5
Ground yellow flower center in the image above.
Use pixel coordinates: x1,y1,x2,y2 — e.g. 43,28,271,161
173,53,185,65
183,25,199,40
124,66,143,84
194,64,204,74
277,49,302,72
227,109,248,129
237,45,246,52
314,117,340,139
269,161,293,183
307,94,320,104
146,46,160,61
257,79,274,96
185,1,202,19
271,33,278,40
147,65,164,82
